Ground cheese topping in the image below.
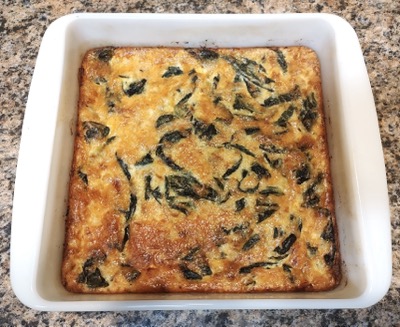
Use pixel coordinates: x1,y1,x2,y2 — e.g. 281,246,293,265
62,47,341,293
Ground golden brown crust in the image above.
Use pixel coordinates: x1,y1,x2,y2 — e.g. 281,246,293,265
62,47,341,293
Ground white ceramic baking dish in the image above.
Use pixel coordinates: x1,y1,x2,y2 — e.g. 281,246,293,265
11,13,391,311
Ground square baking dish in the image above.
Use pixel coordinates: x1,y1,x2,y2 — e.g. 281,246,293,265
11,13,391,311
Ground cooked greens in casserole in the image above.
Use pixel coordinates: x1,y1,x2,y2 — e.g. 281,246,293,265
62,46,341,293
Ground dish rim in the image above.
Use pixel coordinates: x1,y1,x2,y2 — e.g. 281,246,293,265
10,12,391,311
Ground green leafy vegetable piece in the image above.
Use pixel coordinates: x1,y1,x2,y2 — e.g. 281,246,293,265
77,258,109,288
124,193,137,221
123,79,147,96
275,105,295,127
160,130,187,144
300,93,318,131
251,162,270,179
324,251,336,266
156,114,176,128
182,246,200,262
135,153,154,167
115,153,131,180
295,163,311,184
242,234,261,251
262,85,300,108
233,94,254,113
235,198,246,212
274,234,297,254
179,265,203,280
244,127,260,135
97,48,114,62
257,207,278,223
213,75,220,89
162,66,184,78
321,221,335,242
239,261,275,274
225,143,256,157
144,175,162,203
276,49,288,73
259,186,284,196
156,145,183,171
222,155,243,180
302,173,323,207
78,170,88,185
121,225,130,251
83,121,110,141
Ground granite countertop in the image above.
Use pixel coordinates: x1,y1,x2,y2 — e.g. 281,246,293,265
1,0,399,325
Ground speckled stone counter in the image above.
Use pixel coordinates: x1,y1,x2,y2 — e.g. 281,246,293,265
1,1,399,325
